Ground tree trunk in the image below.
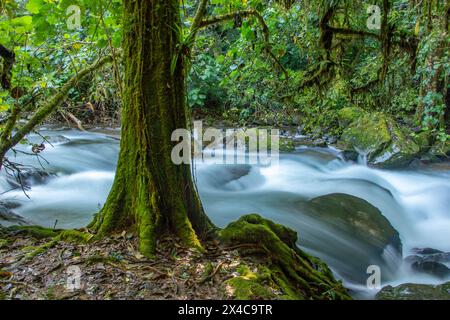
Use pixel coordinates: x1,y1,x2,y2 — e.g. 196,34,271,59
91,0,215,257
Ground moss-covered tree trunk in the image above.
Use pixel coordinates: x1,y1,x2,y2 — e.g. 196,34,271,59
91,0,214,257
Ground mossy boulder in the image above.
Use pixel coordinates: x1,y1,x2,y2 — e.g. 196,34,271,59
337,107,364,128
220,214,351,300
376,282,450,300
337,108,420,167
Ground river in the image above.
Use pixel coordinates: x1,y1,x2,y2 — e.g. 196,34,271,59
1,128,449,298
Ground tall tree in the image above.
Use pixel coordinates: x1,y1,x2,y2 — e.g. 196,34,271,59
91,0,214,257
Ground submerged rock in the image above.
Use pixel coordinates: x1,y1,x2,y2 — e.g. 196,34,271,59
376,282,450,300
337,108,420,167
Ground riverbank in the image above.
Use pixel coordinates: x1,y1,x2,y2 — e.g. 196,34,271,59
0,227,245,300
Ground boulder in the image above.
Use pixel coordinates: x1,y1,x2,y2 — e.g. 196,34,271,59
376,282,450,300
405,247,450,279
337,108,420,167
301,193,402,255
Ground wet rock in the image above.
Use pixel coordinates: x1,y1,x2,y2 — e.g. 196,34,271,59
45,135,71,145
302,193,402,254
337,108,420,167
413,248,444,255
5,167,55,189
376,282,450,300
405,248,450,279
0,202,30,226
297,193,402,283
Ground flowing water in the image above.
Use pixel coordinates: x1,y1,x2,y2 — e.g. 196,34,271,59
1,129,450,298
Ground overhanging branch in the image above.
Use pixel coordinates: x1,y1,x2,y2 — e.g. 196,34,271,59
0,55,113,163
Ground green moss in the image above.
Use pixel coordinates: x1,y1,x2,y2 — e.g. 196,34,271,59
339,112,420,167
57,230,92,243
226,276,277,300
337,107,365,127
220,214,351,300
24,239,58,260
225,263,302,300
7,226,60,239
429,139,450,158
377,282,450,300
413,131,432,152
279,138,295,152
0,239,9,249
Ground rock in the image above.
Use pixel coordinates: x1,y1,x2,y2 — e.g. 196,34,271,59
5,167,55,190
376,282,450,300
0,202,30,226
405,248,450,279
291,136,328,148
45,135,71,145
302,193,402,254
411,260,450,279
297,193,402,283
337,108,420,167
279,137,295,152
337,106,364,128
413,248,444,255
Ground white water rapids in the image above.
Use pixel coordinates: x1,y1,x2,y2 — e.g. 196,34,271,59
1,129,449,298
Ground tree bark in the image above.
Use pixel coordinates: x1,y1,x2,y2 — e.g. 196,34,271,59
92,0,215,257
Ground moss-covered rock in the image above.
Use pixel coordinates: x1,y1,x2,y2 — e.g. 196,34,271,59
219,214,350,300
376,282,450,300
338,110,420,167
337,107,364,128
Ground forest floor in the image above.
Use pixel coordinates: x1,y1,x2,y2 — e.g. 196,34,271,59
0,229,262,300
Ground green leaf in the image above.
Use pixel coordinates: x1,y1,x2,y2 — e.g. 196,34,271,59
26,0,45,14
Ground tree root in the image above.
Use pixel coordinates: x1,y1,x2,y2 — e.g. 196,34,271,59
219,214,351,300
